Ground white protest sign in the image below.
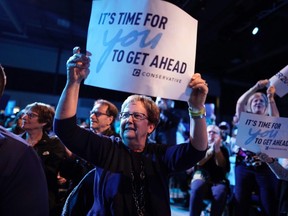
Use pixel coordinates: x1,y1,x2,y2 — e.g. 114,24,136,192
85,0,198,101
236,112,288,158
269,65,288,97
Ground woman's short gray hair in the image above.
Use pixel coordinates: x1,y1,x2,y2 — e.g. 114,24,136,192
121,95,160,127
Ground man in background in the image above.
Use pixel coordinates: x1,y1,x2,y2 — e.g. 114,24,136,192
62,99,119,216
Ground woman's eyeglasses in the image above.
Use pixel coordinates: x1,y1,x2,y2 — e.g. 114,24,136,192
24,112,39,119
119,112,147,121
208,131,218,135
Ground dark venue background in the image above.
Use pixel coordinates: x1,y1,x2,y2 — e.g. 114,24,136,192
0,0,288,121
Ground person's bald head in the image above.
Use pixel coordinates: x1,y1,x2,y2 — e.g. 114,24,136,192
0,65,6,97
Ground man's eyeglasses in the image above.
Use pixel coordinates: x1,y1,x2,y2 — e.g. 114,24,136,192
24,112,39,119
90,111,109,117
119,112,147,121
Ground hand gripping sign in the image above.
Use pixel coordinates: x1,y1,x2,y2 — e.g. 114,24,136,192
85,0,198,101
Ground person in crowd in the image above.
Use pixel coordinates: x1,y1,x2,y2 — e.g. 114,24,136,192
62,99,119,216
218,121,233,156
233,79,280,216
258,152,288,216
218,121,231,143
6,109,25,134
151,97,180,145
89,99,119,136
21,101,69,215
189,125,230,216
176,119,189,144
53,47,209,216
151,97,190,205
0,65,49,216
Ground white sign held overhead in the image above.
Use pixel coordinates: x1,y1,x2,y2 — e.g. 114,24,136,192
85,0,198,101
269,65,288,97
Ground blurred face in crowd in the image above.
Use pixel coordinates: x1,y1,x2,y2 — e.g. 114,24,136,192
22,108,45,131
249,93,267,115
21,103,54,133
207,125,220,146
90,103,114,134
155,97,174,111
219,122,230,140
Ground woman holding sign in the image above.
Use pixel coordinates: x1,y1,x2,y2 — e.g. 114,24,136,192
233,79,280,216
53,47,208,216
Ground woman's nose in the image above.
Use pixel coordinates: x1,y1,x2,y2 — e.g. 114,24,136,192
126,114,134,123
